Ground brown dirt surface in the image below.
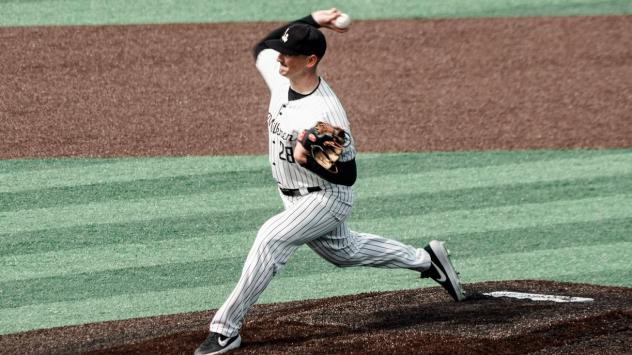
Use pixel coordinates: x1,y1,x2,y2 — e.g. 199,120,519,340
1,280,631,354
1,15,631,158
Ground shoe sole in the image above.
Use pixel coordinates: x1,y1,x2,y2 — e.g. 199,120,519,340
429,240,466,302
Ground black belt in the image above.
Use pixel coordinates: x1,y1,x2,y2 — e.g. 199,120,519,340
279,186,322,197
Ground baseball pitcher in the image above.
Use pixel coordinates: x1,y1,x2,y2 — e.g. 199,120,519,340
194,8,466,355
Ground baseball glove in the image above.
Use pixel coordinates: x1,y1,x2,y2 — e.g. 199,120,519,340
298,121,348,173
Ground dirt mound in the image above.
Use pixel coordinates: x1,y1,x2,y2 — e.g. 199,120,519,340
2,280,630,354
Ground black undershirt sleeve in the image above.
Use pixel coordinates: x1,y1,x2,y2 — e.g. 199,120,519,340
304,158,357,187
252,15,320,60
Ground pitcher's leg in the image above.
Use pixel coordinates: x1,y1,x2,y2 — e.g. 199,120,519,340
210,194,343,336
210,226,298,336
308,224,431,270
308,225,466,301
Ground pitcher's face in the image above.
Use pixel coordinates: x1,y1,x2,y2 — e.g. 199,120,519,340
277,53,316,78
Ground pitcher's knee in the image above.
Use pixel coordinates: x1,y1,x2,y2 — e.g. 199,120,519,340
253,229,297,266
255,229,289,248
312,247,359,268
251,231,293,276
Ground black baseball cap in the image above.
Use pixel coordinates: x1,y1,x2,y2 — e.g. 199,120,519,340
265,23,327,58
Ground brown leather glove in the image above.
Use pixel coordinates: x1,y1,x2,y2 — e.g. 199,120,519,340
297,121,348,173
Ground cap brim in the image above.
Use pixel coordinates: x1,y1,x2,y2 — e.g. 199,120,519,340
265,39,302,55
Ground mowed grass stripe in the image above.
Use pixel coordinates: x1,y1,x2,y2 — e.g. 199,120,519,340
1,231,254,283
1,249,330,309
3,194,631,282
0,211,272,256
0,168,273,212
2,150,630,212
2,0,632,27
560,268,632,286
3,218,630,309
458,242,632,282
359,194,632,238
0,155,269,194
1,242,629,335
2,151,631,233
357,152,632,199
443,218,632,259
3,173,631,256
357,174,632,218
1,149,626,194
0,158,122,174
0,150,550,193
1,187,279,234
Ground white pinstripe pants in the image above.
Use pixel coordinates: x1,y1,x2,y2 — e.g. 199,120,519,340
209,187,431,336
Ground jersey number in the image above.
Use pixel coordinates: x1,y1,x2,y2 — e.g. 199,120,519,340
278,141,295,163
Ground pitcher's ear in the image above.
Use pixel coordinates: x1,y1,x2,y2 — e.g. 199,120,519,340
306,54,319,69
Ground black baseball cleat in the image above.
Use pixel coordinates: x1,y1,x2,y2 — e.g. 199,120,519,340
193,332,241,355
420,240,466,302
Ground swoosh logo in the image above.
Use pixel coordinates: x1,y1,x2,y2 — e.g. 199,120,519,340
218,336,230,347
432,262,447,283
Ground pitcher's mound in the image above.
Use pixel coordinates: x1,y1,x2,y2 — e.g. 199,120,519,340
2,280,631,354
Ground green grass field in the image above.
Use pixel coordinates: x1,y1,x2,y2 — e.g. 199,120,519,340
2,0,632,338
2,149,631,334
2,0,632,26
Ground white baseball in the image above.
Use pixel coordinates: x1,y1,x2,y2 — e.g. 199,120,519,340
334,13,351,29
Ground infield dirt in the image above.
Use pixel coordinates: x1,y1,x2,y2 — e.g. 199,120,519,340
1,14,631,355
1,16,631,158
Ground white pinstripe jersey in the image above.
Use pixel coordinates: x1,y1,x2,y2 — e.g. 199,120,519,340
256,49,356,189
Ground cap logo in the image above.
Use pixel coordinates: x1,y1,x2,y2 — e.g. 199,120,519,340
281,28,289,43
